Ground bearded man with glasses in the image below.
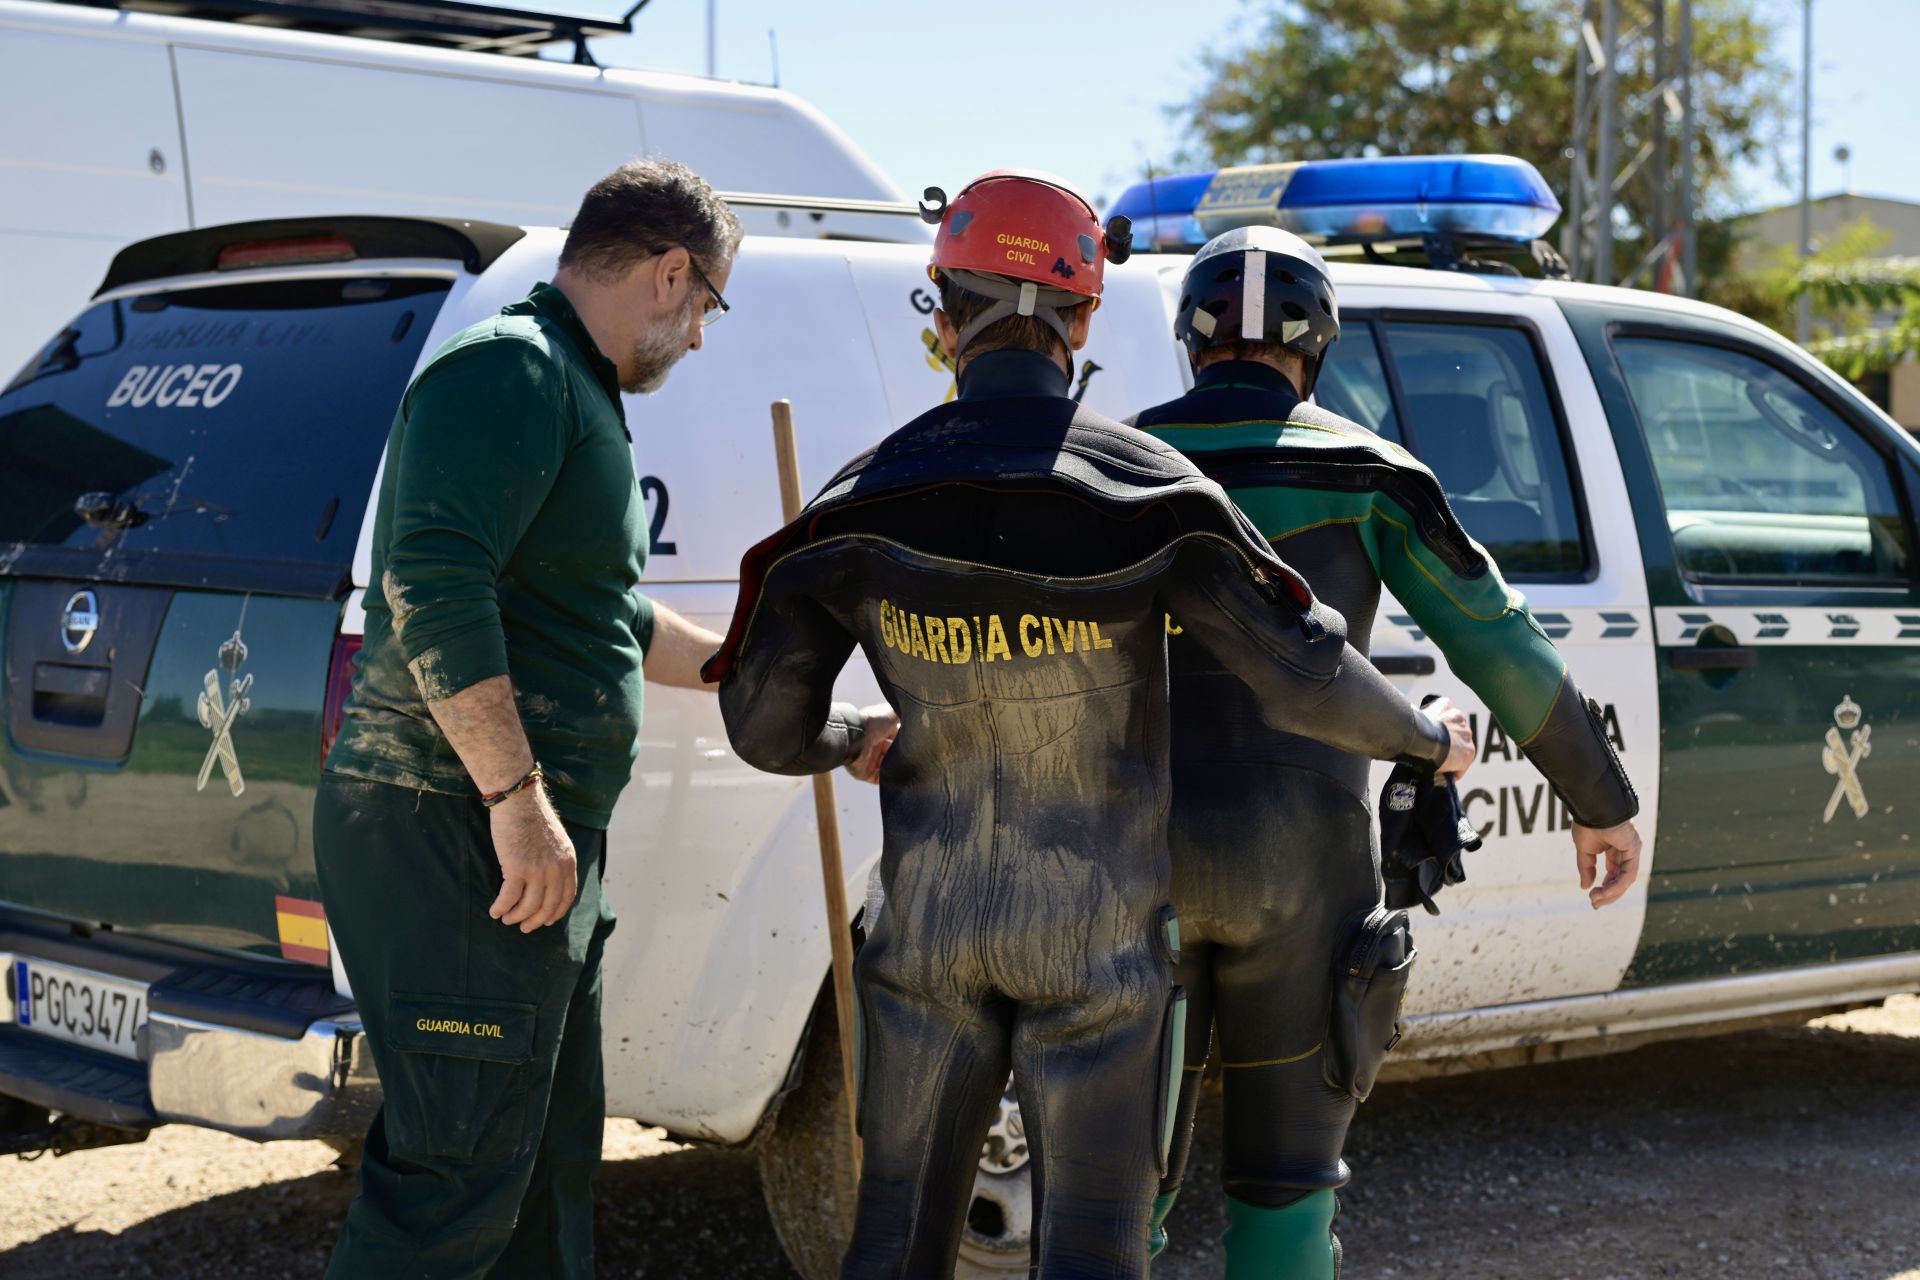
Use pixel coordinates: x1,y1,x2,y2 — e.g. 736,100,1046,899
313,159,901,1278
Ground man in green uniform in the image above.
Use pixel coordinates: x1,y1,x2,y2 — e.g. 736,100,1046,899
1131,226,1642,1276
314,160,835,1279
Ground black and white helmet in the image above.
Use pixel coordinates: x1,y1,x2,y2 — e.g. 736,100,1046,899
1173,226,1340,395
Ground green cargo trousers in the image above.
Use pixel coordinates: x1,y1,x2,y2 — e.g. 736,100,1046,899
313,772,616,1279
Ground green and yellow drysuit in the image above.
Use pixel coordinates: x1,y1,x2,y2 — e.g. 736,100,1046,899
1131,359,1637,1277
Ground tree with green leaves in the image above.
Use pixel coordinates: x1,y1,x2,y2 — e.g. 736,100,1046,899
1791,254,1920,379
1177,0,1786,279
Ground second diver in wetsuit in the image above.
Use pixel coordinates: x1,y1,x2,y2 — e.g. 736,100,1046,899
1130,226,1645,1278
704,175,1475,1279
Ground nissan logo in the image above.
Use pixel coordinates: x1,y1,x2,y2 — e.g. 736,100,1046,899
60,590,99,654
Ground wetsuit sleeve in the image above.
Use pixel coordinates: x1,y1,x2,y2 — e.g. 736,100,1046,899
382,341,567,701
1371,506,1638,827
718,582,866,776
1162,542,1451,770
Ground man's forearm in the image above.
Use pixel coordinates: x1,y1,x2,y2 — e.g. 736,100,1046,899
424,674,537,792
644,600,725,690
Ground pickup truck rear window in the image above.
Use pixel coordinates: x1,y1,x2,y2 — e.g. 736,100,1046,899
1614,336,1913,584
0,275,447,592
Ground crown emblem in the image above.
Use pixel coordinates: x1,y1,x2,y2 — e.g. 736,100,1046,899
1834,696,1863,730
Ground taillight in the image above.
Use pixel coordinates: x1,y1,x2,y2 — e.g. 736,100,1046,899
218,236,355,271
321,634,363,760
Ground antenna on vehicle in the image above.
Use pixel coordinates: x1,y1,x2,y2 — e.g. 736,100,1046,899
768,27,779,87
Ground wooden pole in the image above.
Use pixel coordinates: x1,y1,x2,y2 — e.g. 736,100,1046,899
769,398,864,1185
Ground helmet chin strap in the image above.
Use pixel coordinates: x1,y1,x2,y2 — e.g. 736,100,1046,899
944,269,1081,371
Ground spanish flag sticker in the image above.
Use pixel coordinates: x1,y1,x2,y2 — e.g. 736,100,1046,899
275,895,329,966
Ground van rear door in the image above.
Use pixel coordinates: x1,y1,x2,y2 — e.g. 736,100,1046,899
0,266,449,961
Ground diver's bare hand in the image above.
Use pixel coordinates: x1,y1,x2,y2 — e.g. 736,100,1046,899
1426,695,1476,779
1575,820,1642,909
847,703,899,785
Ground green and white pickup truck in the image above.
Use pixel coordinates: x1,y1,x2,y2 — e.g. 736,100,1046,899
2,190,1916,1276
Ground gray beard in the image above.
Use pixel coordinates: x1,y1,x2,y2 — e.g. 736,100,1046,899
623,297,699,395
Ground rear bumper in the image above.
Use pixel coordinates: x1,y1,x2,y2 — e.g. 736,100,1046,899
0,918,379,1140
147,1011,379,1140
0,1013,379,1140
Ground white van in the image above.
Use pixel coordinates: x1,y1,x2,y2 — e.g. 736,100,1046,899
0,0,924,378
3,165,1918,1276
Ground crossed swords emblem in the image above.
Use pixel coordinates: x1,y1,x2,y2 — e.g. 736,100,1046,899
1821,696,1870,824
197,630,252,797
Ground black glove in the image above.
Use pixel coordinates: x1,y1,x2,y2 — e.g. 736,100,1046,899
1378,701,1483,915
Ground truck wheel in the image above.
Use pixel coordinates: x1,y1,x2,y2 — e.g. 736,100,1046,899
955,1085,1032,1275
758,1012,1035,1279
758,1010,857,1280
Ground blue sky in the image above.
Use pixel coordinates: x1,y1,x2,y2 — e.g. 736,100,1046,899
585,0,1919,215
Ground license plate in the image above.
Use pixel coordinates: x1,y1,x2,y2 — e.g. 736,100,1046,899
12,957,148,1061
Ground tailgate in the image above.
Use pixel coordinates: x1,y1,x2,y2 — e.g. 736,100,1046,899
0,268,448,959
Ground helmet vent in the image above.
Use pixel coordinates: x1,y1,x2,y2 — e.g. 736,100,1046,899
1276,269,1297,285
1318,295,1333,316
1214,266,1241,284
1281,300,1309,321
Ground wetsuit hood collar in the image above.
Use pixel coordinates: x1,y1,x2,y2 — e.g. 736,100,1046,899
1195,358,1304,406
957,348,1072,401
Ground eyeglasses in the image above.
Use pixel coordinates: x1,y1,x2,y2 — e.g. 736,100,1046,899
686,253,730,327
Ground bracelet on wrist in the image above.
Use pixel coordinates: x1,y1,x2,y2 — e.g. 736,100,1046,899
481,762,544,809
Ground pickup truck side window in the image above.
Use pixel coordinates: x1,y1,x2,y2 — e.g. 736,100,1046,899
1314,321,1404,445
1380,320,1587,579
1614,336,1912,583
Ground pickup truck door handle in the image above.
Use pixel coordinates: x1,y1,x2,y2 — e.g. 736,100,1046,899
1372,654,1437,677
1669,645,1758,672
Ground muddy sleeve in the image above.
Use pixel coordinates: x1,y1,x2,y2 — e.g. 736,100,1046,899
718,583,865,776
382,341,568,701
1162,542,1451,770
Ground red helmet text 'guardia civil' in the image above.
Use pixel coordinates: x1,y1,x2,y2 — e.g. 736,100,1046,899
918,170,1133,358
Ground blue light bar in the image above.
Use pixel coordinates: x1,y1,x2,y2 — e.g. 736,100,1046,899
1104,170,1216,251
1105,155,1563,250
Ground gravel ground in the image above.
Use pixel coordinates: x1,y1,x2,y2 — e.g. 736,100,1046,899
4,997,1916,1279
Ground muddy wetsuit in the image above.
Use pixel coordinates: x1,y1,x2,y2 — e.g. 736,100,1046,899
704,350,1454,1279
1131,360,1638,1275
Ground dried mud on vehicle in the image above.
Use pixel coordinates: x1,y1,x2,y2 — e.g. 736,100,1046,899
4,998,1916,1279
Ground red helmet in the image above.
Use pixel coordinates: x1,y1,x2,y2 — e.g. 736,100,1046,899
921,170,1132,356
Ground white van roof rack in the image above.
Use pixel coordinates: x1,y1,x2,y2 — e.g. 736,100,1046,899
59,0,639,61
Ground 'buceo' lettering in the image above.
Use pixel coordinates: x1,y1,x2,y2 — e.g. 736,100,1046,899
106,363,244,409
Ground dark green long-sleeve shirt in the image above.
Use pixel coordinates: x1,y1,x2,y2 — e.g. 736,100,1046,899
327,282,654,828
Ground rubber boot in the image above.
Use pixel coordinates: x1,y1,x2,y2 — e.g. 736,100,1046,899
1222,1190,1339,1280
1147,1191,1178,1260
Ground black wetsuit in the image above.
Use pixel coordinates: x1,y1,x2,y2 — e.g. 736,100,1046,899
1131,360,1639,1262
707,350,1453,1279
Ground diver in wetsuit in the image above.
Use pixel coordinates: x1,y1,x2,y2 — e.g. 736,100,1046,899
1130,226,1645,1278
703,175,1474,1280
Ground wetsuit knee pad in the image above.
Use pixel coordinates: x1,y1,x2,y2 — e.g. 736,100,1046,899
1222,1190,1340,1280
1324,906,1416,1103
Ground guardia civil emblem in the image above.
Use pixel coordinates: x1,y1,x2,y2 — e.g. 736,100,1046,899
197,629,252,797
1821,695,1870,824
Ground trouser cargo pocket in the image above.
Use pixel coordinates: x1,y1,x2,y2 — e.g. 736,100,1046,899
383,993,538,1163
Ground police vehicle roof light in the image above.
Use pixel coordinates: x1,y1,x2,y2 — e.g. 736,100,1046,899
1105,155,1562,250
